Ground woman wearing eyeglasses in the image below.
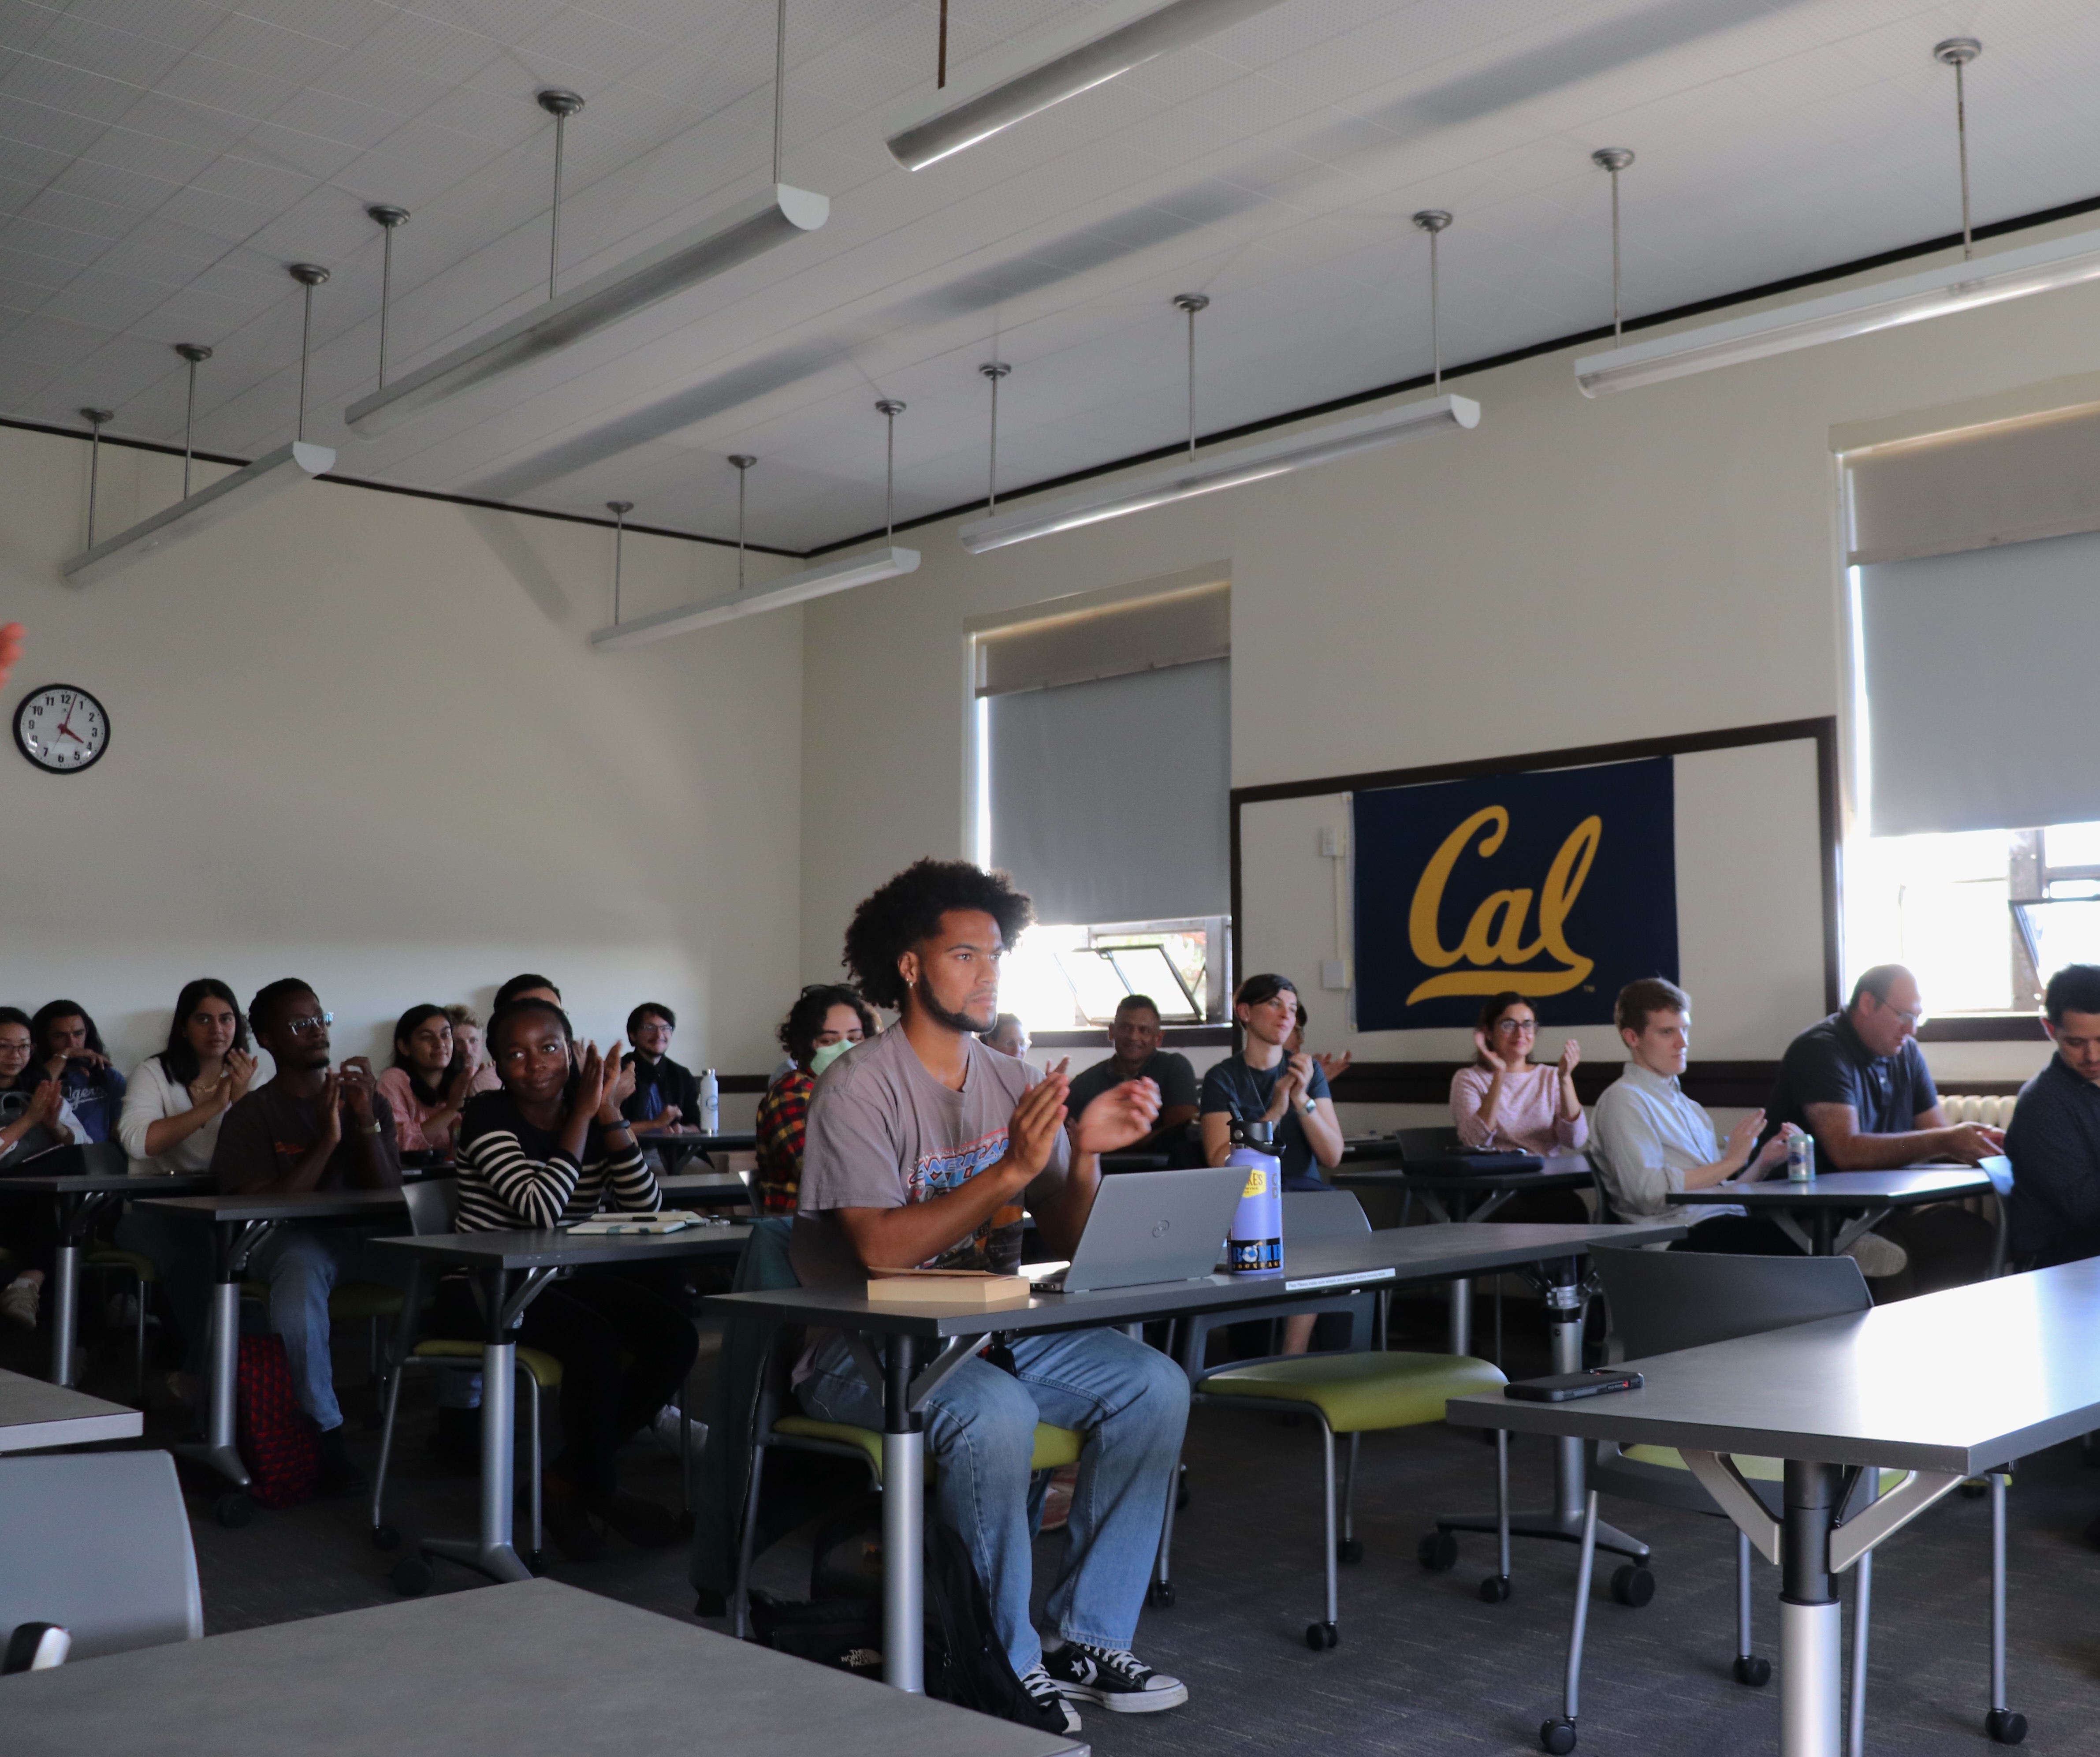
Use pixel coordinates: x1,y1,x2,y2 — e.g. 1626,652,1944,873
1451,992,1586,1157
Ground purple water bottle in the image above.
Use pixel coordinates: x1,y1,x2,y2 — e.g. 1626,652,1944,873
1226,1118,1284,1275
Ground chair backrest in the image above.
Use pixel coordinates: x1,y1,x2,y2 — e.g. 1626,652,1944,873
1592,1247,1869,1360
402,1176,459,1236
1283,1189,1370,1239
0,1452,201,1660
1397,1126,1463,1163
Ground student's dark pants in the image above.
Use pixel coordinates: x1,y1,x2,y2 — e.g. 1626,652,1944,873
1668,1216,1806,1255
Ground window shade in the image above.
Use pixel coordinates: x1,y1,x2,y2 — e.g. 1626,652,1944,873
988,657,1229,924
1860,528,2100,835
976,582,1228,697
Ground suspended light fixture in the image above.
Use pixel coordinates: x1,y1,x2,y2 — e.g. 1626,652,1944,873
876,397,905,540
606,500,633,624
538,89,585,301
367,204,410,387
1591,149,1634,341
1172,293,1207,459
979,361,1010,511
590,415,919,650
886,0,1288,171
1571,39,2100,395
64,272,335,587
1412,209,1452,389
174,344,210,496
347,8,826,439
79,407,112,546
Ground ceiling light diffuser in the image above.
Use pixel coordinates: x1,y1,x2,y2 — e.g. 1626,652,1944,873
589,545,919,650
957,395,1479,554
63,441,335,587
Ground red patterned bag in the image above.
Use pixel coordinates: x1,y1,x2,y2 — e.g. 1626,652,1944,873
236,1334,318,1509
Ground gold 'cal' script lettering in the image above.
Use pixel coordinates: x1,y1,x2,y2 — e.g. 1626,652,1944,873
1404,807,1600,1004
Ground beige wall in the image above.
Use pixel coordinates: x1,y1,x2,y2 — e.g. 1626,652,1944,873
2,423,802,1103
801,225,2100,1085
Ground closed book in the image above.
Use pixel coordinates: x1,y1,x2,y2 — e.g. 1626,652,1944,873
865,1269,1032,1309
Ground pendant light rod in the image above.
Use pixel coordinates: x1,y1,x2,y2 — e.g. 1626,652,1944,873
1935,38,1981,261
730,454,756,588
174,345,210,496
938,0,949,87
772,0,789,186
876,399,905,541
79,407,112,546
289,264,328,443
607,500,633,624
539,89,585,301
1173,293,1208,460
1412,210,1451,390
980,362,1009,511
367,205,410,387
1591,148,1634,341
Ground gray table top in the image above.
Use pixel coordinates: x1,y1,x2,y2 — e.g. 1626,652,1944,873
1668,1166,1994,1209
0,1367,141,1452
1335,1164,1595,1194
0,1576,1084,1757
134,1188,412,1224
0,1169,214,1196
656,1128,758,1151
375,1220,752,1271
658,1169,750,1203
1450,1257,2100,1474
711,1220,1683,1337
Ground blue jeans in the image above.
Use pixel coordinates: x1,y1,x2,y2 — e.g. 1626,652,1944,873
246,1226,411,1432
799,1328,1188,1675
112,1203,215,1374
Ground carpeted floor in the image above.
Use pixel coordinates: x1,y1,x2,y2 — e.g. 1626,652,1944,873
11,1291,2100,1755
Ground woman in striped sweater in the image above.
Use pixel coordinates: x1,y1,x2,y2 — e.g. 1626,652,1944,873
454,997,697,1558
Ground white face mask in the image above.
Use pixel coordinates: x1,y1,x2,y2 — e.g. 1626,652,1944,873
810,1037,854,1078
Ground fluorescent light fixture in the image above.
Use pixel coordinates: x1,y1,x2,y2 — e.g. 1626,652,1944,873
62,441,335,586
346,184,829,437
958,395,1479,555
590,545,918,650
886,0,1287,172
1575,224,2100,396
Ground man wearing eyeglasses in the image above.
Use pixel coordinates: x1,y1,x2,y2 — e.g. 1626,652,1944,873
211,978,404,1493
1765,964,2005,1168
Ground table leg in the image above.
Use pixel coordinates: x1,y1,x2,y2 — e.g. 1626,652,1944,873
1812,1212,1834,1257
882,1335,924,1693
47,1240,80,1387
175,1226,251,1489
423,1272,532,1584
1448,1277,1473,1356
1780,1460,1843,1757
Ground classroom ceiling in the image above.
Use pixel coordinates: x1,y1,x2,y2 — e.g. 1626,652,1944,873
4,0,2098,555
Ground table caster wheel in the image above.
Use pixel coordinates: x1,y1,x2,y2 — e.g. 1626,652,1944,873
1479,1574,1511,1604
1147,1579,1176,1609
1985,1709,2028,1745
391,1557,433,1597
1539,1717,1578,1754
1337,1538,1365,1565
1733,1654,1771,1687
1305,1621,1338,1651
1418,1530,1458,1572
214,1492,252,1529
1609,1565,1654,1607
371,1524,401,1552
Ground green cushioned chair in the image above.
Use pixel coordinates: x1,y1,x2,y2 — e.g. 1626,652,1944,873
1168,1191,1512,1650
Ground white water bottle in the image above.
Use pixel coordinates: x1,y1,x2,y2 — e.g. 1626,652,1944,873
700,1068,719,1136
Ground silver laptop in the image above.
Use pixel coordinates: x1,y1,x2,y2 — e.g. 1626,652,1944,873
1028,1165,1248,1294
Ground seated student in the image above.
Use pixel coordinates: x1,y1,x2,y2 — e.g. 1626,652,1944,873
983,1012,1030,1059
1451,992,1587,1157
752,984,873,1216
2005,962,2100,1268
445,1005,502,1095
113,979,257,1392
622,1003,700,1137
1766,964,2003,1168
211,980,406,1493
376,1005,477,1159
1200,974,1344,1191
1067,994,1200,1160
454,999,694,1558
31,999,125,1145
0,1007,82,1331
495,972,562,1011
793,859,1187,1731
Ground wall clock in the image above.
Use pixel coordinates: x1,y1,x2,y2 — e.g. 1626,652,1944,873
14,685,109,773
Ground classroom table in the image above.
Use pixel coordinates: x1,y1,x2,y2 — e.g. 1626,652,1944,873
0,1168,213,1386
137,1188,413,1515
0,1575,1083,1757
711,1218,1682,1694
1450,1259,2100,1757
652,1128,758,1174
658,1167,752,1208
1668,1165,1996,1256
373,1221,750,1586
0,1364,141,1451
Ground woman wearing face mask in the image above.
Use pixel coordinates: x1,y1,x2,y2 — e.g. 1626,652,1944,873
377,1004,477,1160
753,985,876,1216
0,1006,83,1330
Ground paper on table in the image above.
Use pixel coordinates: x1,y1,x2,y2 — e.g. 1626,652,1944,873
566,1210,702,1235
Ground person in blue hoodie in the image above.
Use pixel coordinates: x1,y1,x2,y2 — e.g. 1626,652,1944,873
31,1000,126,1144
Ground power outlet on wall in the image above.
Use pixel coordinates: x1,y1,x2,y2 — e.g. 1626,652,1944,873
1320,959,1347,990
1318,825,1344,858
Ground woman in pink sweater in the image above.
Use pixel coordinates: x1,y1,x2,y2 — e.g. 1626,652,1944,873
1449,992,1587,1156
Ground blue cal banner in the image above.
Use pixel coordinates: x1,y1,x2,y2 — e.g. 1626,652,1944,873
1352,757,1678,1029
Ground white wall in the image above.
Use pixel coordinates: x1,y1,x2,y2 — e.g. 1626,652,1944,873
2,423,802,1103
801,223,2100,1083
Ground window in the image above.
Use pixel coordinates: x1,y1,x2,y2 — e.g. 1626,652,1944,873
1000,918,1229,1029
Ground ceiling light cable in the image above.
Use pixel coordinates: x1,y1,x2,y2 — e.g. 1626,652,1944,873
876,399,905,541
174,345,210,496
1591,149,1634,342
79,407,112,546
289,264,328,443
607,500,633,624
367,205,410,387
980,362,1009,511
730,454,756,588
773,0,789,186
538,89,585,300
1173,293,1208,460
1935,38,1982,261
1412,210,1452,389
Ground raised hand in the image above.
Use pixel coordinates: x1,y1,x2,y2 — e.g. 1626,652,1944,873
1557,1039,1581,1079
1007,1072,1072,1180
339,1057,377,1125
598,1041,630,1123
316,1070,344,1145
445,1058,477,1108
227,1049,258,1104
1073,1077,1162,1157
1317,1049,1354,1083
609,1052,637,1114
1473,1028,1516,1074
26,1078,62,1129
574,1042,608,1117
1722,1109,1763,1171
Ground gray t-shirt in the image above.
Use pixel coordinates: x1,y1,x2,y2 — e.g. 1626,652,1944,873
789,1024,1069,1291
1066,1049,1198,1119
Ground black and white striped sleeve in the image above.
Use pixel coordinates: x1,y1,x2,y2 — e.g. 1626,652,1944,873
459,1127,581,1231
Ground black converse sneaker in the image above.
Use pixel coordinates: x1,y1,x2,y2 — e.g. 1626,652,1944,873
1043,1641,1189,1712
1017,1663,1083,1734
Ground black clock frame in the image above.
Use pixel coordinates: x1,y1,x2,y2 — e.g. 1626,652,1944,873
13,683,110,775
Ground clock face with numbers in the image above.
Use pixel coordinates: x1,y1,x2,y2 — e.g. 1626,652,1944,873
14,685,110,774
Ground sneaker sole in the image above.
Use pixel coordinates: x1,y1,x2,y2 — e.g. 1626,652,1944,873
1056,1681,1188,1713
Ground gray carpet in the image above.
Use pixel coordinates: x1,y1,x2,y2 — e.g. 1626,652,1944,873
11,1294,2100,1755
